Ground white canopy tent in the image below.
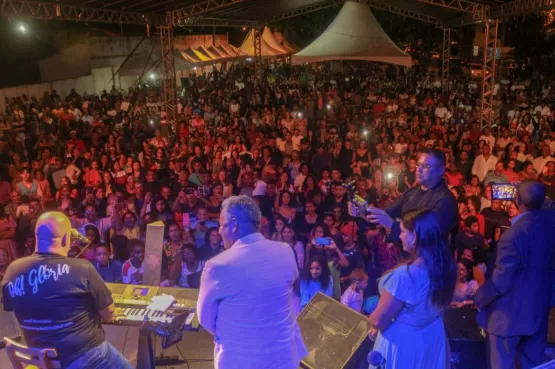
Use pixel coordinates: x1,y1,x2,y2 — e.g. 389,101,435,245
291,1,411,68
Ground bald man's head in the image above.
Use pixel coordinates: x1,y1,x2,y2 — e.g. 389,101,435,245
35,211,72,255
516,180,546,211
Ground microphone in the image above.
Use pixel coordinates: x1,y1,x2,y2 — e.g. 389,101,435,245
368,350,385,368
71,228,91,246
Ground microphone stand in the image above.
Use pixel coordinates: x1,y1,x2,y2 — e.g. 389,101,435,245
73,239,92,258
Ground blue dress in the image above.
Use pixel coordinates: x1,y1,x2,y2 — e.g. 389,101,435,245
370,260,449,369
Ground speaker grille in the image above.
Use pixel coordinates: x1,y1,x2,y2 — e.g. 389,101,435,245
297,293,370,369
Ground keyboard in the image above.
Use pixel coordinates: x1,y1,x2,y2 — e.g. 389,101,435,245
105,283,198,329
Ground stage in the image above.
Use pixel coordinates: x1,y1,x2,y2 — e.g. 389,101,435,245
0,325,216,369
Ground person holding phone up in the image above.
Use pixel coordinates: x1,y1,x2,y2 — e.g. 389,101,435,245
356,149,458,244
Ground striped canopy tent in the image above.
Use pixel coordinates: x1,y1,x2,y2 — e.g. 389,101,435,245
198,46,220,60
191,48,213,63
292,1,411,68
221,44,247,58
206,45,227,59
180,48,202,63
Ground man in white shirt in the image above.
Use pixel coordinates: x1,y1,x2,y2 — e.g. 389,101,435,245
472,144,498,182
198,196,307,369
533,146,555,175
291,129,303,151
495,129,513,153
434,102,447,119
534,102,551,117
479,127,496,149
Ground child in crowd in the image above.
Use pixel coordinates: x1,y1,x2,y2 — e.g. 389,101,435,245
340,269,368,313
300,254,333,309
454,215,486,260
22,233,35,257
271,216,286,242
122,239,145,285
94,244,122,283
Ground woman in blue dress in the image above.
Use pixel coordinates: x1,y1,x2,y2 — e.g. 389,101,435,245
368,209,457,369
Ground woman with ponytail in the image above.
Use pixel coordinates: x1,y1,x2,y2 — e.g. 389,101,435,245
367,209,456,369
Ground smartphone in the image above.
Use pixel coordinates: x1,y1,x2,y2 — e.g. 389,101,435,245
491,183,517,201
315,237,331,246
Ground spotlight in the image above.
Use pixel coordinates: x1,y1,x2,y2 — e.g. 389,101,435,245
246,57,252,62
363,130,368,136
18,24,26,33
242,26,247,31
386,173,394,180
297,112,302,118
149,119,154,125
327,104,331,110
193,66,197,70
149,73,155,79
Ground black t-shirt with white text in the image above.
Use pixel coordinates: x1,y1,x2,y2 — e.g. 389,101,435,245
1,253,113,367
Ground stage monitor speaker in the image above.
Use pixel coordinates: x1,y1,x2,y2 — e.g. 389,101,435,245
297,292,371,369
444,308,487,369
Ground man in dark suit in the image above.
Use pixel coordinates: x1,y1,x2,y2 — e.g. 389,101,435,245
474,180,555,369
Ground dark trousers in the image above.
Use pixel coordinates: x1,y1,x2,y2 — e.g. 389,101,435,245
488,331,546,369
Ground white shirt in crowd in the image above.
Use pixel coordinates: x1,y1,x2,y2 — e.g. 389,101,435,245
434,106,447,118
534,105,551,117
533,155,555,175
479,134,496,149
340,286,364,313
496,137,513,150
472,154,498,182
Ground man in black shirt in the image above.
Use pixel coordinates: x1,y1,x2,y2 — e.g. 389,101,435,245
1,211,132,369
481,200,507,240
365,149,458,243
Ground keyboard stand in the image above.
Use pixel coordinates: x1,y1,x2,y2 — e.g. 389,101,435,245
154,351,186,366
136,327,156,369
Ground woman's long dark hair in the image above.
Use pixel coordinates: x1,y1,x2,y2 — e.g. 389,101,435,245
399,209,456,310
303,254,331,291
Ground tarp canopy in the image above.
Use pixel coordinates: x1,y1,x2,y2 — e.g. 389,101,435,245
239,29,285,57
273,31,296,53
262,27,289,54
291,1,411,68
119,50,190,76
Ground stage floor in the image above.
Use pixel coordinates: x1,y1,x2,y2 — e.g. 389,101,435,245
0,325,216,369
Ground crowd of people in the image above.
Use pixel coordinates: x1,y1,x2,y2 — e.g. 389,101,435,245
0,61,554,316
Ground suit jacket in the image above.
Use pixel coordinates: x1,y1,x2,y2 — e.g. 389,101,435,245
197,233,307,369
474,209,555,337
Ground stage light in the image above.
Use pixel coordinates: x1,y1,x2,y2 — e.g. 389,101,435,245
297,112,302,118
363,130,368,136
246,57,252,62
242,26,247,31
386,173,394,180
149,119,154,125
18,24,26,33
327,104,331,110
193,66,197,70
149,73,155,79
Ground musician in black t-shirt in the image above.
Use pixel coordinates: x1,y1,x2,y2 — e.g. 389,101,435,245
1,211,132,369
